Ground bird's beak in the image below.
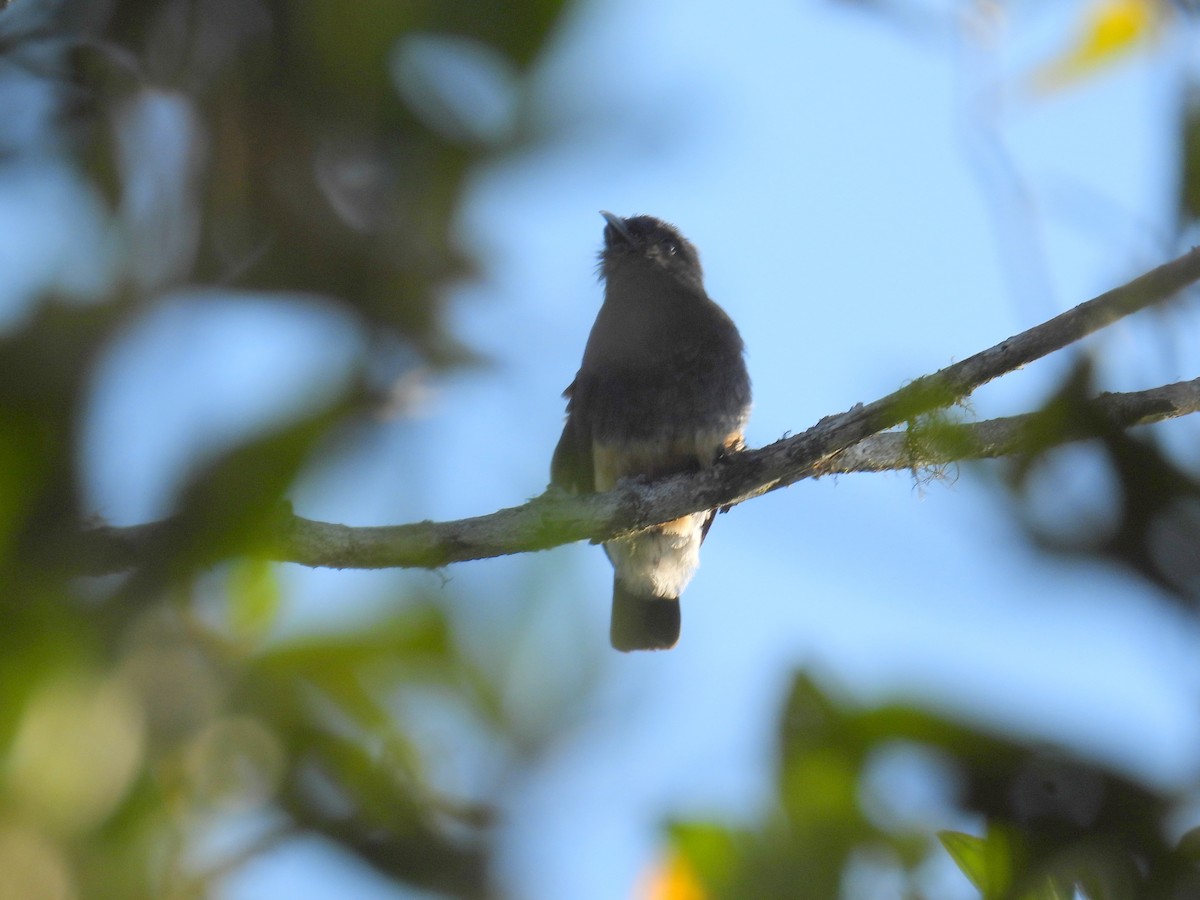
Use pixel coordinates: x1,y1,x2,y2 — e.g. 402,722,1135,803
600,210,633,244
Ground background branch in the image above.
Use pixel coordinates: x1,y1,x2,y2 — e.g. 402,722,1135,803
78,249,1200,574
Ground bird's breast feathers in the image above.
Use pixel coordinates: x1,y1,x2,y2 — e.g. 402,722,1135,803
591,428,744,492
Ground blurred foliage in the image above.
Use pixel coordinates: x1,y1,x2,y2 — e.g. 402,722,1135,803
657,7,1200,900
0,0,569,895
681,362,1200,900
666,672,1200,898
3,0,1200,898
1006,362,1200,606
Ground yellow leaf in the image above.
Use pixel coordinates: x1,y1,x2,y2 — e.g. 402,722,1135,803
636,851,707,900
1030,0,1161,92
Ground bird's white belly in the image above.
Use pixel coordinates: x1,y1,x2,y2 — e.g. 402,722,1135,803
604,511,707,599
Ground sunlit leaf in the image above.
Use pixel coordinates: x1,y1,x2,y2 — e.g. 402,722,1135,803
669,823,739,892
938,828,1014,898
0,826,75,900
1029,0,1161,93
225,557,282,640
636,850,707,900
7,673,145,835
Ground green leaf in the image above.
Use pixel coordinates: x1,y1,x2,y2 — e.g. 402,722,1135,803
226,558,282,640
669,821,739,891
939,828,1013,898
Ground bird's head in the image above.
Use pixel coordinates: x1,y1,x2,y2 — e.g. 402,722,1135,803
598,211,705,295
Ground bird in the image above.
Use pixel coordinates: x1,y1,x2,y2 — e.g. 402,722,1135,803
551,211,751,651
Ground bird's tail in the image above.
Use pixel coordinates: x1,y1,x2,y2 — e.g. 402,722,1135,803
610,580,680,651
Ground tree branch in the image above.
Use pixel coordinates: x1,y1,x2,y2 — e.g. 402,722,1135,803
78,248,1200,574
817,377,1200,474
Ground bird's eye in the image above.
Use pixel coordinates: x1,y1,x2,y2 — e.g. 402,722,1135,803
663,241,678,256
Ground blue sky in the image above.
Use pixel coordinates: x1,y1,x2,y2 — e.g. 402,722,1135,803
51,0,1200,897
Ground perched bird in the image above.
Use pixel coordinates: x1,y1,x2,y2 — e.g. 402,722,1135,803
552,212,751,651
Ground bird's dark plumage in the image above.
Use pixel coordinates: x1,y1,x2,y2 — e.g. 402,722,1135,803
552,212,751,651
